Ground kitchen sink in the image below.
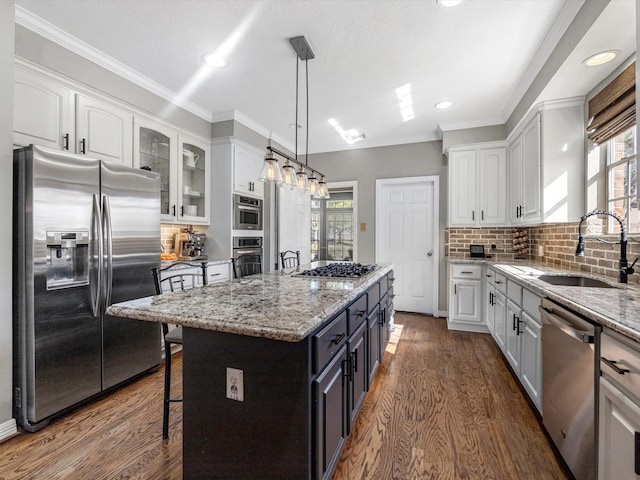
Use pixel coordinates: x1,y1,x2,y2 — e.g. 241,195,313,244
537,275,616,288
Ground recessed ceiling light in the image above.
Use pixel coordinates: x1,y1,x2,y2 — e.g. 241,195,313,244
582,50,620,67
435,101,453,110
203,53,228,67
437,0,464,7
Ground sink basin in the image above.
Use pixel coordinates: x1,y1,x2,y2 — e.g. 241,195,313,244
537,275,616,288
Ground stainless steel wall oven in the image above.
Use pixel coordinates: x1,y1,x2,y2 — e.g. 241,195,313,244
233,195,262,230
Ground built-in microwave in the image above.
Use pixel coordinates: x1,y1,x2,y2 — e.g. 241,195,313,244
233,194,263,230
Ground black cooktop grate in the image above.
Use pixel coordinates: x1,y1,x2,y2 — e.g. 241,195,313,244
296,263,377,278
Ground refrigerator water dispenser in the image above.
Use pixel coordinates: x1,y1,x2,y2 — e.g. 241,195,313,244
46,231,89,289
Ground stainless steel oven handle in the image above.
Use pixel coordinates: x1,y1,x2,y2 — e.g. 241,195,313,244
540,305,595,343
233,249,262,256
237,205,260,212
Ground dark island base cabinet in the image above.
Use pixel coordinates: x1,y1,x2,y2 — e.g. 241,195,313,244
182,270,395,480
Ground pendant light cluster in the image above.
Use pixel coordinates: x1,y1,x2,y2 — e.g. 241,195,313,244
259,36,329,199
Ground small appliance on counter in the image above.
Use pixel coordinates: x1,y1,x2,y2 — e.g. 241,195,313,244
175,226,207,260
469,244,485,258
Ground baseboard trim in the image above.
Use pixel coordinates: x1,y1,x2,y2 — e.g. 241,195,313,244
437,310,448,318
0,418,18,443
446,321,490,334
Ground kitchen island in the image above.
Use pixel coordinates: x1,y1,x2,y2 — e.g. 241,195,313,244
107,263,394,480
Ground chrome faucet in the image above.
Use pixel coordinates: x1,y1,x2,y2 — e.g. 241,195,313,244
575,209,637,283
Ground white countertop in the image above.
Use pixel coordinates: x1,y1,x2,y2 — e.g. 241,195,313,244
448,256,640,342
107,263,392,342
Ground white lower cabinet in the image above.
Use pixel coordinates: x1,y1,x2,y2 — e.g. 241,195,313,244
448,264,484,332
505,299,522,372
520,310,542,411
599,330,640,480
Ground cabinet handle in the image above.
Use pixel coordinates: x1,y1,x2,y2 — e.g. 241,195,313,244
495,280,502,284
80,138,86,154
172,205,176,217
355,310,366,318
461,271,473,274
331,333,345,345
481,210,484,221
635,432,640,475
472,210,475,221
180,205,184,217
379,308,386,325
352,351,358,373
512,313,518,331
454,284,457,295
516,317,522,335
601,357,630,375
63,133,69,150
342,359,351,380
489,292,494,306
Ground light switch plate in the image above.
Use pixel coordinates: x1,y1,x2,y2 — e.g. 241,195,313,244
226,367,244,402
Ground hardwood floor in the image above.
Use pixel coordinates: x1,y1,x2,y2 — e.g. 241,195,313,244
0,312,567,480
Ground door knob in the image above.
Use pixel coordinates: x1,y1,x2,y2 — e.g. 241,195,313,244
427,251,433,257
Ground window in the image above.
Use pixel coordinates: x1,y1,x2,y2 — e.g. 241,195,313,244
606,125,638,233
310,191,354,261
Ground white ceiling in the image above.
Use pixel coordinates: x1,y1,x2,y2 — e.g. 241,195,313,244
13,0,636,154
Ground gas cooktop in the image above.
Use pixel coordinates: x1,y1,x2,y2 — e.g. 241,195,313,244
296,263,378,278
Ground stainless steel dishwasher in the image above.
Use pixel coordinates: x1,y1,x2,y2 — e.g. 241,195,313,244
540,297,601,480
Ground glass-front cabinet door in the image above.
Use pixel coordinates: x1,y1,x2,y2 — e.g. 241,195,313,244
178,134,209,224
134,118,177,222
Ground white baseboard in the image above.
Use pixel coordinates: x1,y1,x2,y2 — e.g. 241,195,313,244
0,418,18,443
446,320,490,334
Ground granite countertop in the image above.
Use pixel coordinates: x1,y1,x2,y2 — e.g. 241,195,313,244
447,256,640,343
107,264,393,342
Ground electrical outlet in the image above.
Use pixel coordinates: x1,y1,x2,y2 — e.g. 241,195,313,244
226,367,244,402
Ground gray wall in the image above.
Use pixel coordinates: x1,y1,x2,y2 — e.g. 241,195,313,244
309,141,448,312
1,0,15,436
441,124,507,151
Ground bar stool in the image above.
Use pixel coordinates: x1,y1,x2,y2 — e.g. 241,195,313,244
150,261,208,439
280,250,300,269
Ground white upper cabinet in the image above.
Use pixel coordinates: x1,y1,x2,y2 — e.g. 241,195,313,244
507,101,584,226
233,142,264,198
449,145,506,226
134,117,210,225
14,68,75,150
76,94,133,165
179,134,210,224
509,113,541,224
14,65,134,166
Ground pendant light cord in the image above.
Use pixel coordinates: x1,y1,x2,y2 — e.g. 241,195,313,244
295,54,299,162
305,58,309,168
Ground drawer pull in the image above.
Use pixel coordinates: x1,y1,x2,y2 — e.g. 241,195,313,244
460,271,474,274
354,310,366,318
495,280,502,284
331,333,346,345
601,357,630,375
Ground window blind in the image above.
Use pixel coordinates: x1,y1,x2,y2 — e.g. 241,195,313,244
587,62,636,145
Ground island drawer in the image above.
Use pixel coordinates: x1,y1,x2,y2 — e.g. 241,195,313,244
367,282,380,313
451,264,482,280
348,295,368,334
313,310,348,373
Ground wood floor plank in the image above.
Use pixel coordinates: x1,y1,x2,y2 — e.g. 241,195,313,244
0,312,568,480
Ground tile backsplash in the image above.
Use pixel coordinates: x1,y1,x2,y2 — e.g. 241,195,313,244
161,224,207,252
447,223,640,285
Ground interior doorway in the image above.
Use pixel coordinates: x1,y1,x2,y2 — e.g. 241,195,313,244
375,176,439,315
311,181,358,261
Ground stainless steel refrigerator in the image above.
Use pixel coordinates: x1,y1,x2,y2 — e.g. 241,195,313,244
13,144,162,432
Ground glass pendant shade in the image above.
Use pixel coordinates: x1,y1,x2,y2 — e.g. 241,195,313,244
308,173,319,197
318,176,329,198
281,160,297,190
259,152,283,185
296,166,309,191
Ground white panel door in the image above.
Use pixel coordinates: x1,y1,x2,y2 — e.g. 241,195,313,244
376,176,438,314
278,187,311,266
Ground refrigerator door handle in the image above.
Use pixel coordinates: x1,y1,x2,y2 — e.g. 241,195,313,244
93,194,103,317
103,195,114,308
